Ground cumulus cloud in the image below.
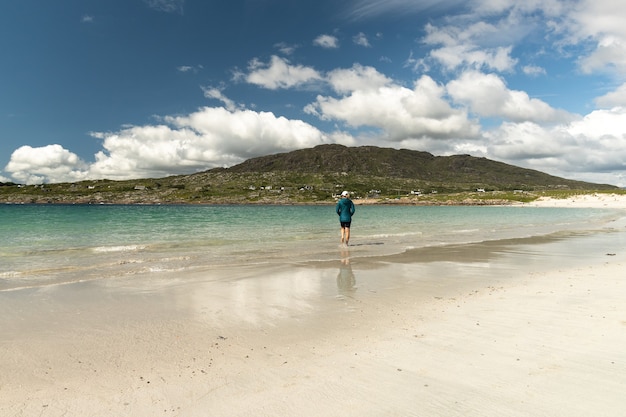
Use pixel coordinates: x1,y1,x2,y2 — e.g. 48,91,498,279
436,0,626,80
550,0,626,76
4,145,88,184
595,83,626,108
483,107,626,185
163,107,331,160
245,56,323,90
485,122,572,162
567,106,626,141
5,107,342,184
3,107,340,184
422,22,518,72
306,65,481,141
326,63,392,94
446,71,575,123
579,36,626,75
87,107,335,180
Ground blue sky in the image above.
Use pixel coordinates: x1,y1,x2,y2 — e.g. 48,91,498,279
2,0,626,186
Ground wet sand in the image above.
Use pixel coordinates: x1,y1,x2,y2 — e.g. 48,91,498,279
1,197,626,416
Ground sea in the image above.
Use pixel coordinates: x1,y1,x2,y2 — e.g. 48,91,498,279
1,203,625,292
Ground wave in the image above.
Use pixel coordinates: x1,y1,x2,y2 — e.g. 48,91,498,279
91,244,147,253
366,231,423,239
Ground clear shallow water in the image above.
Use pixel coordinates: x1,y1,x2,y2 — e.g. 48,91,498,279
1,204,623,291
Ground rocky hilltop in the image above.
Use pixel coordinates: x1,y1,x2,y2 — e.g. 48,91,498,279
227,144,606,188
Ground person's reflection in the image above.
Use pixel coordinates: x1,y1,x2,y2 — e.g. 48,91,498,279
337,247,356,295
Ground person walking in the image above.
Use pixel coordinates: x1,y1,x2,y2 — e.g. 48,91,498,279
336,191,355,247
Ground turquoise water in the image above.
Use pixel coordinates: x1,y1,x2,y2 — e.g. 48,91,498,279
1,204,623,291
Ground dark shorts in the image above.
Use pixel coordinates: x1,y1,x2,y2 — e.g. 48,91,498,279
340,221,351,228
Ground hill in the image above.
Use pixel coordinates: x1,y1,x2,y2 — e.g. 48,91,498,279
226,144,610,189
0,144,618,205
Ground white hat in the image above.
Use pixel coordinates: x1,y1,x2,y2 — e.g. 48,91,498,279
341,191,349,197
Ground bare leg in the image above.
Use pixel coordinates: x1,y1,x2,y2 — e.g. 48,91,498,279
344,227,350,246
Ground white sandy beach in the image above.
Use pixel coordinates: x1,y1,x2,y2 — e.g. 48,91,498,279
1,195,626,417
524,192,626,209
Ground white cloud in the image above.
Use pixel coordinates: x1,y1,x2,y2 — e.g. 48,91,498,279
447,71,575,123
567,106,626,140
86,108,332,180
353,32,371,47
245,56,323,90
429,44,517,72
306,66,481,141
424,23,517,72
558,0,626,75
438,0,626,80
579,36,626,75
595,83,626,108
483,108,626,186
164,107,330,160
566,0,626,41
313,34,339,49
416,2,578,75
274,42,298,55
485,121,572,161
177,65,203,73
202,87,240,112
3,107,341,184
326,64,392,94
4,145,88,184
423,22,518,72
81,15,94,23
522,64,546,76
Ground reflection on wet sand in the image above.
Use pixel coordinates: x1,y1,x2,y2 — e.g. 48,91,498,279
188,267,326,327
337,248,356,295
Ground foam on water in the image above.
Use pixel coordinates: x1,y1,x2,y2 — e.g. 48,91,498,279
92,245,147,253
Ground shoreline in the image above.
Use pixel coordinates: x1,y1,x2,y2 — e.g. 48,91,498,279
2,197,626,416
3,191,626,207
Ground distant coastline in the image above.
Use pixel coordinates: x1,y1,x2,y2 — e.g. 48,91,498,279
2,144,620,206
2,190,626,207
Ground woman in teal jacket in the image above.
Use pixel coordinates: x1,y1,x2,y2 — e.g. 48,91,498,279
336,191,355,246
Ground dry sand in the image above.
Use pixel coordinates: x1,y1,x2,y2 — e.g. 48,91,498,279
2,196,626,417
524,193,626,209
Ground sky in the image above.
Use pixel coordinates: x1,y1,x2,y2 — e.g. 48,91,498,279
2,0,626,187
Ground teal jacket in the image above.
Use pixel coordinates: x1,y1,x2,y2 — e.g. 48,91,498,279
336,197,355,222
